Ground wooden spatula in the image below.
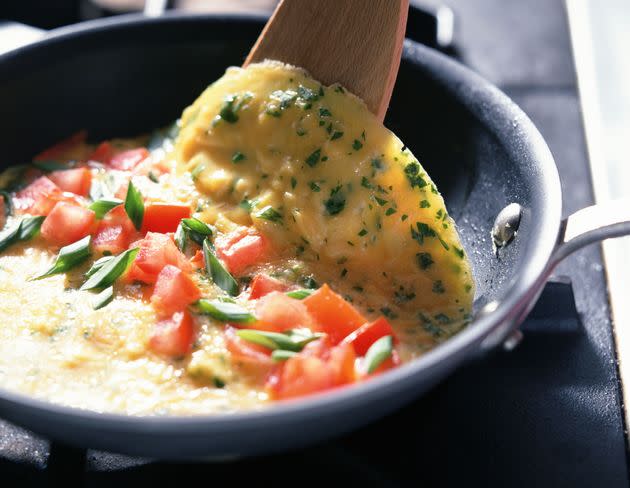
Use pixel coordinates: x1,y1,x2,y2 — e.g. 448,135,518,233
244,0,409,121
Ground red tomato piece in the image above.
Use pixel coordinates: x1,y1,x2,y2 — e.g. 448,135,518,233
126,232,191,284
108,148,149,171
149,310,195,357
14,176,61,215
33,130,87,162
48,168,92,197
151,265,201,316
254,291,314,332
141,203,191,234
215,228,268,276
265,339,356,400
341,316,396,356
224,325,273,366
40,202,96,247
248,274,287,299
190,250,204,269
92,212,136,255
303,284,367,344
86,141,114,164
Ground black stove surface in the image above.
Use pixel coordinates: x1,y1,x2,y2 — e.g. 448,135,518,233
2,0,629,486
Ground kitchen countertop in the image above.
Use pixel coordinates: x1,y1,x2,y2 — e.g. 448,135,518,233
1,1,628,486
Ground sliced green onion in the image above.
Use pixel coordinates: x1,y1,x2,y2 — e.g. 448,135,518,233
84,255,114,278
271,350,298,361
236,330,301,351
124,181,144,230
33,235,92,280
364,335,393,374
174,222,187,252
88,198,123,219
92,285,114,310
32,160,70,172
80,247,138,290
286,289,314,300
283,328,322,348
0,190,13,219
181,218,213,246
0,216,45,253
203,238,238,296
196,299,255,323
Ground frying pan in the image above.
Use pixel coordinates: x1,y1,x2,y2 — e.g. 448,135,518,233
0,13,627,459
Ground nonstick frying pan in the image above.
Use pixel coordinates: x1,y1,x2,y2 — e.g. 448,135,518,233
0,13,628,459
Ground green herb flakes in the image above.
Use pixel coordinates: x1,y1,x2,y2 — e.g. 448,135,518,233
324,185,346,215
232,151,246,163
416,252,434,270
255,205,283,223
306,149,322,167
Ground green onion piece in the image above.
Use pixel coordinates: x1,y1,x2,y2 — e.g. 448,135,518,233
364,335,393,374
0,223,21,253
33,235,92,280
0,190,13,219
283,328,323,348
80,247,138,290
89,198,123,219
272,350,298,361
203,238,238,296
0,216,45,253
255,205,283,223
85,255,114,278
124,181,144,230
17,216,46,241
191,163,205,180
196,299,255,323
236,330,302,351
32,160,70,172
92,285,114,310
174,222,187,252
286,289,314,299
181,218,213,246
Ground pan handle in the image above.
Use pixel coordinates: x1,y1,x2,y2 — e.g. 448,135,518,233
481,199,630,352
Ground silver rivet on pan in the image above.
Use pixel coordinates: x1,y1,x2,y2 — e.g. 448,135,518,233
492,203,522,250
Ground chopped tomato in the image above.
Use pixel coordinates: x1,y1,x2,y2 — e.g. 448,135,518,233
254,291,314,332
248,274,287,299
224,325,273,366
265,338,356,400
107,148,149,171
92,211,136,255
341,316,396,355
215,228,268,276
33,130,87,162
14,176,62,215
86,141,114,163
151,265,201,316
126,232,191,284
41,202,96,246
303,284,366,344
190,250,204,269
141,203,191,234
48,168,92,197
149,310,195,357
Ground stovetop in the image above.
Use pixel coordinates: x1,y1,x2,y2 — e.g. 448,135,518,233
1,0,629,486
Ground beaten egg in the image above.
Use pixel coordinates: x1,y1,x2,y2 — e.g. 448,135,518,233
0,62,473,414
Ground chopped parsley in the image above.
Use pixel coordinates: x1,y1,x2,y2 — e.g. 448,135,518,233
309,181,321,192
361,176,374,189
352,139,363,150
385,208,397,216
331,131,344,140
319,108,332,117
411,222,436,245
306,148,322,167
404,161,428,189
416,252,434,270
432,280,445,294
420,199,430,208
324,185,346,215
255,205,283,223
214,92,252,125
374,196,388,206
232,151,246,163
358,228,368,237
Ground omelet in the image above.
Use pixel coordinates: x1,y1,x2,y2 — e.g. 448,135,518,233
0,62,473,414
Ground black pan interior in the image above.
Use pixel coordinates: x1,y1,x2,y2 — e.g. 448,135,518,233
0,15,541,311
